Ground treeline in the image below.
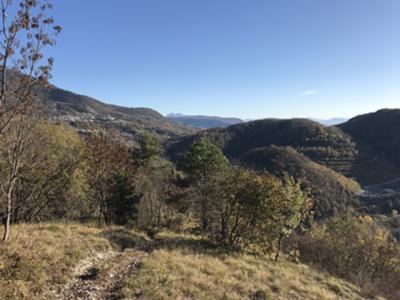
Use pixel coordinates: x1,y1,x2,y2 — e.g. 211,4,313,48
0,121,311,259
0,121,175,230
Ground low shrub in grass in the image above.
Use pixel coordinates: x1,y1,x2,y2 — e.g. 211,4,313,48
295,216,400,299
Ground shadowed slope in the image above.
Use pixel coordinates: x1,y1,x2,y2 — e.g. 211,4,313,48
242,145,360,216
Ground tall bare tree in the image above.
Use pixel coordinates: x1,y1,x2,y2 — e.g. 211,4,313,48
0,0,60,241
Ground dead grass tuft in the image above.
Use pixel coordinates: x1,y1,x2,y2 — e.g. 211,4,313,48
0,223,115,299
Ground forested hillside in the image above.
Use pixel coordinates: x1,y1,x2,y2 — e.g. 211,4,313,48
167,110,400,187
166,118,362,216
167,118,358,173
339,109,400,185
35,85,195,145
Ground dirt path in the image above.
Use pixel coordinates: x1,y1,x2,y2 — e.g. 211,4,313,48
51,249,148,300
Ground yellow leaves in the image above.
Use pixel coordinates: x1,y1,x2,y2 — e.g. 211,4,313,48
299,215,400,297
0,259,5,271
357,215,390,244
35,120,83,152
359,215,373,224
374,227,389,243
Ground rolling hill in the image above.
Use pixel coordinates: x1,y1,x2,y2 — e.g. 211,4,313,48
338,109,400,185
166,109,400,216
166,118,361,216
167,118,358,171
30,79,400,201
34,85,196,145
167,109,400,185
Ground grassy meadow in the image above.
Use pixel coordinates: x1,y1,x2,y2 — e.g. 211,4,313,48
0,223,379,300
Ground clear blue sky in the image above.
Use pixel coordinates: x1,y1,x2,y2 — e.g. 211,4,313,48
48,0,400,119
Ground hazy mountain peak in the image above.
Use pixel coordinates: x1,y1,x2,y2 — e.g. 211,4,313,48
310,117,348,126
166,113,244,129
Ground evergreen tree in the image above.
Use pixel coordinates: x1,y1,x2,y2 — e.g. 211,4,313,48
107,172,139,225
178,138,229,180
178,138,229,230
134,134,163,167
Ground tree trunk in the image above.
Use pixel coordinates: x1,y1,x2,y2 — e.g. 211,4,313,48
201,199,208,231
200,186,209,231
274,234,284,262
2,191,12,242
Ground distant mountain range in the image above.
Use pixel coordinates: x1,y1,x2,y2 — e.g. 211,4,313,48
166,113,243,129
167,113,348,129
311,118,348,126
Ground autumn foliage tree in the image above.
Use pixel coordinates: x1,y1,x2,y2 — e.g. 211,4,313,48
0,0,61,241
85,133,134,226
0,0,61,136
0,119,85,236
4,120,85,222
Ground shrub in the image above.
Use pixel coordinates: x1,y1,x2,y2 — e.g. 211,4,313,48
205,168,310,259
295,216,400,299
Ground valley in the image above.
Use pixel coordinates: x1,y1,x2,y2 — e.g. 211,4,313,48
1,1,399,299
29,81,400,224
1,81,400,299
